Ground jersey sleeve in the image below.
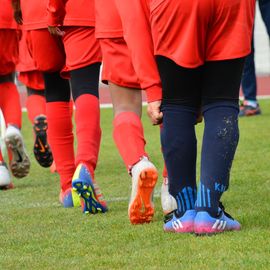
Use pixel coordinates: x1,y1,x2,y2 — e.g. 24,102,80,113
114,0,162,102
47,0,68,26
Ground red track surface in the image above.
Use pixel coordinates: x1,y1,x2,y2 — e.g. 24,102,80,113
19,75,270,107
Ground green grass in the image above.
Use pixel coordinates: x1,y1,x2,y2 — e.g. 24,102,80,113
0,100,270,270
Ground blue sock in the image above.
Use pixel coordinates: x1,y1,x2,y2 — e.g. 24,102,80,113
161,104,197,216
196,102,239,217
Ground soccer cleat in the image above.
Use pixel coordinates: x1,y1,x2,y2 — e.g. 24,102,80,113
161,177,177,215
4,125,30,178
33,115,53,168
0,161,13,189
239,100,261,117
194,203,241,235
128,157,158,224
72,163,107,214
59,187,81,208
163,209,196,233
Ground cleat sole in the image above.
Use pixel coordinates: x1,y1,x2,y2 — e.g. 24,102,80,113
5,134,30,178
72,180,107,214
129,168,158,224
33,116,53,168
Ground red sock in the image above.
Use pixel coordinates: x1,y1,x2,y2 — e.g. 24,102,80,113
26,94,46,123
113,111,147,170
75,94,101,178
46,102,75,191
0,82,21,128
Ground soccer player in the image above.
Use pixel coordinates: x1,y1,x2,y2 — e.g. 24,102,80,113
96,0,162,224
118,0,255,234
17,30,53,168
0,0,30,188
12,0,107,212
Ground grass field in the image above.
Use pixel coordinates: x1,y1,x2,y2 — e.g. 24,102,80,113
0,100,270,270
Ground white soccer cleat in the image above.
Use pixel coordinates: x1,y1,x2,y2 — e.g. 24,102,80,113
128,156,158,224
161,177,177,215
0,161,11,187
4,125,30,178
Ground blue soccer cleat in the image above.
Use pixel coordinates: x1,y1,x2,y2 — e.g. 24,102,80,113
72,163,108,214
163,209,196,233
194,203,241,235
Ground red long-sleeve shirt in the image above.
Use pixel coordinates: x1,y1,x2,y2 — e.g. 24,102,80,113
95,0,123,39
48,0,162,102
0,0,17,29
11,0,95,30
47,0,95,27
114,0,162,102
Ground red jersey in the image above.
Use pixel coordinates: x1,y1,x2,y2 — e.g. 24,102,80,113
114,0,162,101
12,0,95,30
149,0,255,67
0,0,17,29
95,0,123,38
47,0,95,27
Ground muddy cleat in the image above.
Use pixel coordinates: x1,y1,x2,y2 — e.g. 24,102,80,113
128,157,158,224
194,203,241,235
59,187,81,208
0,161,13,190
5,125,30,178
72,163,107,214
161,177,177,215
33,115,53,168
163,210,196,233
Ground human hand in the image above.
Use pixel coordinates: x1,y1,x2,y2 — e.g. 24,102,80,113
48,26,65,36
12,0,23,25
147,100,163,125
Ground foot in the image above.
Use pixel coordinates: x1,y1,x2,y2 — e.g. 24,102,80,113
163,210,196,233
59,187,81,208
0,161,13,189
72,163,107,214
239,100,261,117
128,157,158,224
5,125,30,178
194,203,241,235
161,177,177,215
33,115,53,168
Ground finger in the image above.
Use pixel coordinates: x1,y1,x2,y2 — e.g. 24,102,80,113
150,113,163,125
56,28,65,36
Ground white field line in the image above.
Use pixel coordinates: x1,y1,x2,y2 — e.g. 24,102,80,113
0,191,162,209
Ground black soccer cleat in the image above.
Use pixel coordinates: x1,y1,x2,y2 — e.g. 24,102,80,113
33,115,53,168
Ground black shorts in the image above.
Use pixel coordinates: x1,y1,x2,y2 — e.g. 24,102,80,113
156,56,245,108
